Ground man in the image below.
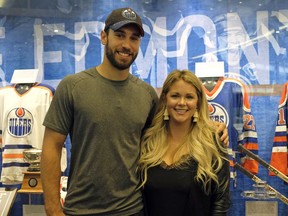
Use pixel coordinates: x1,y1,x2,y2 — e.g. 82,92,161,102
41,7,228,216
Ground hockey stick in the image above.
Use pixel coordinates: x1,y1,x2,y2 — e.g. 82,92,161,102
237,144,288,183
234,163,288,205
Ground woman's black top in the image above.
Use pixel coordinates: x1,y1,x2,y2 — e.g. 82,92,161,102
143,157,230,216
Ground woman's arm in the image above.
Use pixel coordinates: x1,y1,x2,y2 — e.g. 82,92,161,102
211,157,231,215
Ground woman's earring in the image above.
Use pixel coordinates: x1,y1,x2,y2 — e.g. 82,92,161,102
164,107,169,120
193,110,199,122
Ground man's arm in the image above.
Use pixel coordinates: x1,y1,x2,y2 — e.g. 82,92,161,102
41,127,67,216
213,121,229,147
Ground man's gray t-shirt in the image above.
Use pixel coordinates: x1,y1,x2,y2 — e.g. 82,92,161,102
43,67,158,215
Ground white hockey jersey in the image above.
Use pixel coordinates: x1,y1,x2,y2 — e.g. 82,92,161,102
0,83,54,184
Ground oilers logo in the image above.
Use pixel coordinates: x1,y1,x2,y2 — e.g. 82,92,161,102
7,107,33,137
208,102,229,126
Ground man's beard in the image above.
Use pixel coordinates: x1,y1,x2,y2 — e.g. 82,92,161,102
105,43,138,70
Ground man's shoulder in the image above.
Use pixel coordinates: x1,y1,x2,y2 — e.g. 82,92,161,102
130,75,158,98
61,67,96,84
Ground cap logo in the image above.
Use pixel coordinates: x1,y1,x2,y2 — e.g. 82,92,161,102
122,8,137,20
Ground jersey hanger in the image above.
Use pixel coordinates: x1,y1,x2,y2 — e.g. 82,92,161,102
15,83,35,94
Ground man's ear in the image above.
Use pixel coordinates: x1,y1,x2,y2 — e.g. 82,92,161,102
100,30,108,45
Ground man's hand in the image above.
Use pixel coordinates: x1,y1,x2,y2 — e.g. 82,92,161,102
213,121,229,147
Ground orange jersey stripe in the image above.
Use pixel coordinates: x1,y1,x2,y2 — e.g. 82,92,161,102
270,152,288,175
3,153,23,159
242,160,258,174
243,143,258,151
273,136,287,142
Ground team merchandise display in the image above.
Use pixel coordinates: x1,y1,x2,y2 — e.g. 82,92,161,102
201,76,288,210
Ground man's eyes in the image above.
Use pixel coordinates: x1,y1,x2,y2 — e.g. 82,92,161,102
115,33,124,38
115,33,140,41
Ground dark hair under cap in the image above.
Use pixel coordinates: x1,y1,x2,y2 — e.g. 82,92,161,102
104,7,144,37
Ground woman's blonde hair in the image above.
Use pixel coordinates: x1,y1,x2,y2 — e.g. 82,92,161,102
138,69,227,192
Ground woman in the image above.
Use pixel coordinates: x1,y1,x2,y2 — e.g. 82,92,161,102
138,69,230,216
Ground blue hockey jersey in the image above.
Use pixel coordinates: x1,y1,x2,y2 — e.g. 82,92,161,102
270,82,288,176
202,77,258,177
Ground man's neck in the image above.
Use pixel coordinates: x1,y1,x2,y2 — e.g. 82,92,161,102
96,63,130,81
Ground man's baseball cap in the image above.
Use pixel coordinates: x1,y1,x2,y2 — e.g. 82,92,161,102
104,7,144,37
